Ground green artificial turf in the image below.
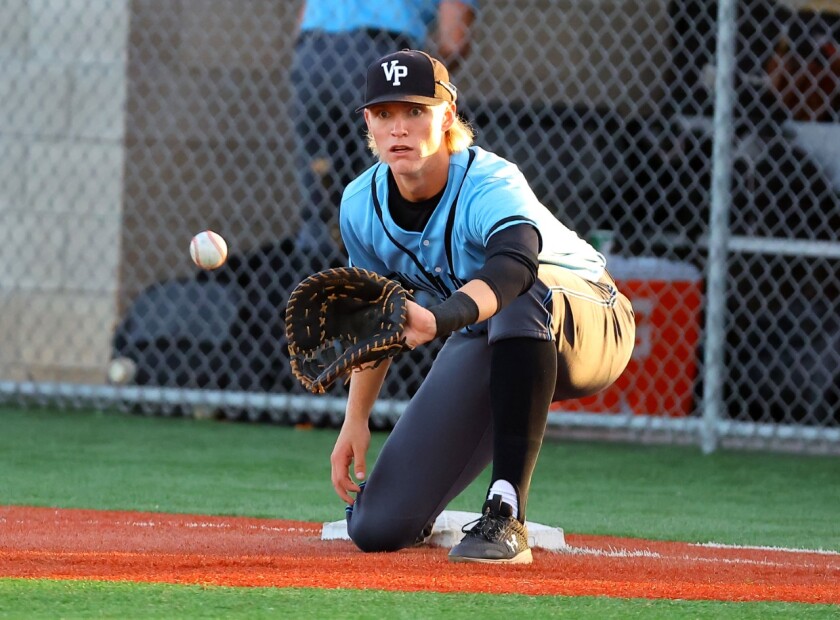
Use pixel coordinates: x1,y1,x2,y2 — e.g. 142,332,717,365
0,579,837,620
1,406,837,550
1,405,839,618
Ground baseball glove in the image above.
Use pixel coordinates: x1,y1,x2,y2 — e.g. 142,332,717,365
285,267,410,394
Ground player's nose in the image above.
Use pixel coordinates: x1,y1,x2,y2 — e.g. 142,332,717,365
390,118,408,136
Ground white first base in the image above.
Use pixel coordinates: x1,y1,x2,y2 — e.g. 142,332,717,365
321,510,567,551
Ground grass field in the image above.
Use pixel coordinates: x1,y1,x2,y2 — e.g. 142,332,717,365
1,405,839,618
2,579,838,620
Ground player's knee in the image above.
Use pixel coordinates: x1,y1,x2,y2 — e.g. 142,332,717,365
347,511,415,553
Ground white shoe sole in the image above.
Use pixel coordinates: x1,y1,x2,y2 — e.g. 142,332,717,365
447,548,533,564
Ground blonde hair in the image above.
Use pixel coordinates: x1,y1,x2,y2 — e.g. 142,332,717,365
366,109,475,159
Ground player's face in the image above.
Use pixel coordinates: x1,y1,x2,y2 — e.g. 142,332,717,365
364,102,453,172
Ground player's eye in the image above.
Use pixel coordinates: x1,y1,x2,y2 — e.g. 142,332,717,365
409,106,424,117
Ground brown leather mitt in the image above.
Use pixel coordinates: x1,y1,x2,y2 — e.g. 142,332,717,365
285,267,410,394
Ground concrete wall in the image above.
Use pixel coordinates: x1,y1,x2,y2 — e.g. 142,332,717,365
0,0,130,383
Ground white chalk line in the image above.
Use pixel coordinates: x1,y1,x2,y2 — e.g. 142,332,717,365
0,516,312,534
559,544,836,570
692,541,840,556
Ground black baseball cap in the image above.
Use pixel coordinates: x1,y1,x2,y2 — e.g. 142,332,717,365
355,49,458,113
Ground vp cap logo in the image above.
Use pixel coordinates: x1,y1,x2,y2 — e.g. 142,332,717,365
356,49,457,112
382,60,409,86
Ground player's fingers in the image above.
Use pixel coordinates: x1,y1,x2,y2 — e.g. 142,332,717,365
331,469,359,504
353,450,366,481
335,480,358,504
330,453,357,503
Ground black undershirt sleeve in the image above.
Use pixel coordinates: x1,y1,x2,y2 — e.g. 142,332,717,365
473,224,540,310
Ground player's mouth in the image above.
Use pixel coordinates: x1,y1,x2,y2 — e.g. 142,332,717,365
389,145,412,154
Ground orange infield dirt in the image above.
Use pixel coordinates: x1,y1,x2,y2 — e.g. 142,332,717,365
1,506,839,604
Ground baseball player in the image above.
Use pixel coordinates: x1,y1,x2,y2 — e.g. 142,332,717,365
333,49,635,563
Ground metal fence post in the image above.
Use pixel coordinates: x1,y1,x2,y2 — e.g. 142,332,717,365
702,0,737,454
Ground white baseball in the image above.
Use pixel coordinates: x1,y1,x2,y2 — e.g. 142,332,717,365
107,357,137,385
190,230,228,270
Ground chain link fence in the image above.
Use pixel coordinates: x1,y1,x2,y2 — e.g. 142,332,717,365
1,0,838,451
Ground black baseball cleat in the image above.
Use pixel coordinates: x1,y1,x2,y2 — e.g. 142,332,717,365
448,494,532,564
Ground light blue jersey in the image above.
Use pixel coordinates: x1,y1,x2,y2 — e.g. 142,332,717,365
300,0,478,46
340,146,606,301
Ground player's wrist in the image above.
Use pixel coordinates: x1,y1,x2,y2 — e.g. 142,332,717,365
429,291,480,338
342,408,371,427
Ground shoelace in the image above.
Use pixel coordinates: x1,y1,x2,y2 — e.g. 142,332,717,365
461,509,507,540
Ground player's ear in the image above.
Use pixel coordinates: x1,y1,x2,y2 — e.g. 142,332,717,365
441,102,456,132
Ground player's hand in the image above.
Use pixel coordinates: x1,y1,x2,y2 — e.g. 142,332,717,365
330,419,371,504
402,300,437,349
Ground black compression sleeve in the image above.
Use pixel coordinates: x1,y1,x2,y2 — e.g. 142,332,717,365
490,337,556,522
473,224,540,310
429,291,479,338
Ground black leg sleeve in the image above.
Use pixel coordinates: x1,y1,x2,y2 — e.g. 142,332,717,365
489,337,557,522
